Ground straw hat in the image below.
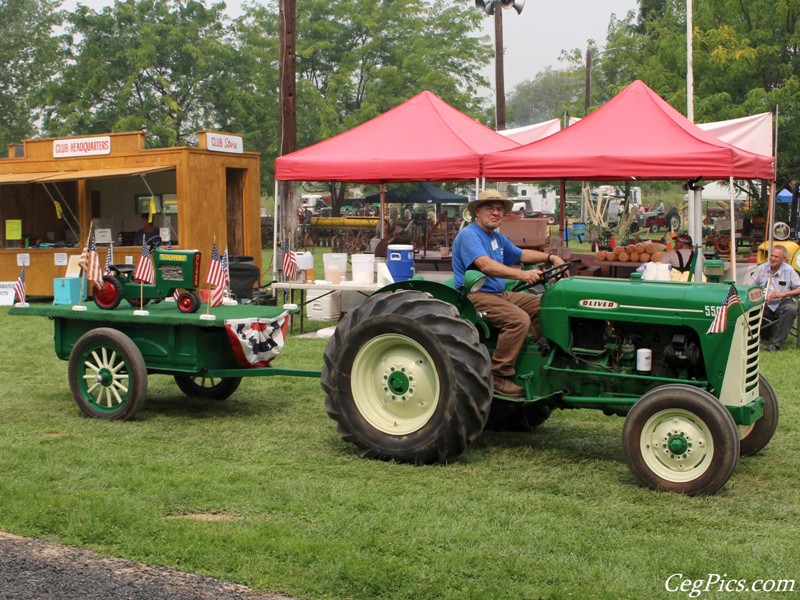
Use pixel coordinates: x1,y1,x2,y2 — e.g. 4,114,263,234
466,189,513,217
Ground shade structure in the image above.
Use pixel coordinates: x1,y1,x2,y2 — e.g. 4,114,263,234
483,80,775,182
275,91,519,183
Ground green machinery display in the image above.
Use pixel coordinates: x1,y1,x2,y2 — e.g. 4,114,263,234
321,264,778,496
93,244,203,313
11,260,778,496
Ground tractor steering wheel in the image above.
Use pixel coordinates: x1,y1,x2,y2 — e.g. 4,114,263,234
512,261,573,292
146,235,163,251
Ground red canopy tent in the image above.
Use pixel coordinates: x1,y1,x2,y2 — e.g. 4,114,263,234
275,90,519,183
482,80,774,181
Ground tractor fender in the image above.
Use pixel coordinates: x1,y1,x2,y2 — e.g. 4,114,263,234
374,279,484,327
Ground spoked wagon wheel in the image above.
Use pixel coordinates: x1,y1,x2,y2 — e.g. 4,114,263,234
621,384,740,495
68,328,147,420
93,275,123,310
322,290,492,464
174,375,242,400
714,235,731,255
738,374,779,456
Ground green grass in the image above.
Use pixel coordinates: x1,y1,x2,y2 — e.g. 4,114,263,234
1,305,799,600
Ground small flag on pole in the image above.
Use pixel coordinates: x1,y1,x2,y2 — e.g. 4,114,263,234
207,241,226,307
133,239,155,284
282,242,297,280
104,242,114,276
85,230,104,288
14,267,26,304
706,284,742,334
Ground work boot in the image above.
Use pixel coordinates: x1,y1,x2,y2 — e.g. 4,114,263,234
494,377,524,397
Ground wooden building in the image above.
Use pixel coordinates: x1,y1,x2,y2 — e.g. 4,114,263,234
0,131,261,296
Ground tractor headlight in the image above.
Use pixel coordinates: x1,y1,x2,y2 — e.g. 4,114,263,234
463,270,487,293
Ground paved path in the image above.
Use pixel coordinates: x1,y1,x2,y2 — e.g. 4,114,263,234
0,532,293,600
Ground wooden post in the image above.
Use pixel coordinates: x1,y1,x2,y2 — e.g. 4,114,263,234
279,0,298,248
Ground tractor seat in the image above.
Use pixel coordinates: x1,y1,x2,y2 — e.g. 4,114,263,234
111,264,136,274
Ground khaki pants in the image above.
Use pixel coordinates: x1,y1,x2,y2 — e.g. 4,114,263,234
468,291,541,378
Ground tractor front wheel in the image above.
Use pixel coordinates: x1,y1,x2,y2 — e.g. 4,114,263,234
174,374,241,400
322,290,492,464
177,291,201,313
67,328,147,420
738,374,779,456
622,384,739,495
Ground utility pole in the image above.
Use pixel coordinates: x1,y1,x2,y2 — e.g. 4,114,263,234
279,0,297,246
494,8,506,131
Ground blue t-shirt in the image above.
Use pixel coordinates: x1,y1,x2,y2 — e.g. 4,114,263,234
452,223,523,292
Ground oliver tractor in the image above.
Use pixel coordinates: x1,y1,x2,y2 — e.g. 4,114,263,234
93,238,203,313
321,264,778,495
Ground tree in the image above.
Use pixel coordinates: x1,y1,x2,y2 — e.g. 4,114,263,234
505,66,584,126
40,0,238,147
234,0,493,203
0,0,62,151
603,0,800,182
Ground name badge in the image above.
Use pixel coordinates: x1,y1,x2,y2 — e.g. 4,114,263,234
491,239,499,251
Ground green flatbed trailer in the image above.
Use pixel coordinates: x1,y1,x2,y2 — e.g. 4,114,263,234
10,301,320,420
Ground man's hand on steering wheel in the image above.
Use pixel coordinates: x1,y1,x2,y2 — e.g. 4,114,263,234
513,261,572,292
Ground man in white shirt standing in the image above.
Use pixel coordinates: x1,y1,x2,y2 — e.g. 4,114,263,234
746,245,800,351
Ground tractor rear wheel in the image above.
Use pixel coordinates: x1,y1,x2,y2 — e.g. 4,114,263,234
622,384,739,495
322,290,492,464
665,209,681,231
93,276,123,310
738,374,779,456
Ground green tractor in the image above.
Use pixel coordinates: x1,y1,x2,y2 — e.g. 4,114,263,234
93,238,203,313
321,264,778,495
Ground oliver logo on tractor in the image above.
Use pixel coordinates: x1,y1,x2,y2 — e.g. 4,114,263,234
322,262,778,496
93,237,203,313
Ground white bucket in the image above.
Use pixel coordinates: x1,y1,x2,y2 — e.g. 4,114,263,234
636,348,652,372
351,254,375,284
323,253,348,283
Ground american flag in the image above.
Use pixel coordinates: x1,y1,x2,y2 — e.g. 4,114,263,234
282,242,297,280
85,230,104,287
222,249,231,285
133,239,155,284
206,241,225,306
104,242,114,276
13,267,25,304
706,284,742,334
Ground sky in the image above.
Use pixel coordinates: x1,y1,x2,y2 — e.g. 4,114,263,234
62,0,640,91
478,0,639,90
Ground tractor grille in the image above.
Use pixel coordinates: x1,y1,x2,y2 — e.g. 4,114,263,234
744,305,764,394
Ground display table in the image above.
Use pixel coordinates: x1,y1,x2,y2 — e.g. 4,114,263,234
271,281,384,332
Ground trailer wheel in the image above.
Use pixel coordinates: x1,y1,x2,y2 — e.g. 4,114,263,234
177,291,201,313
68,328,147,420
174,375,242,400
322,290,492,464
93,276,123,310
622,384,739,495
738,374,779,456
